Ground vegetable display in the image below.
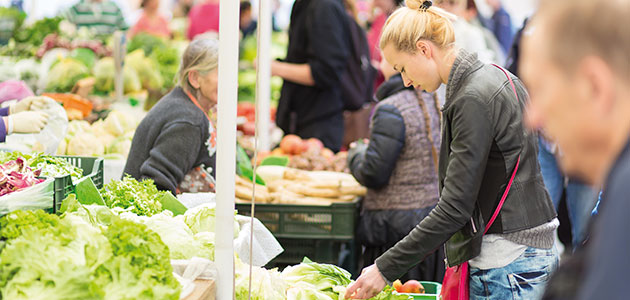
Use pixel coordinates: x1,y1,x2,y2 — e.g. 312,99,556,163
0,152,83,182
100,175,166,217
0,209,180,300
0,158,44,196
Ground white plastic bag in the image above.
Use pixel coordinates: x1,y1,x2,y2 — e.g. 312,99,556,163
1,97,68,154
171,257,218,300
0,177,54,216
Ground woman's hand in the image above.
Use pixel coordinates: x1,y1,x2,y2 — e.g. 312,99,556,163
344,264,387,299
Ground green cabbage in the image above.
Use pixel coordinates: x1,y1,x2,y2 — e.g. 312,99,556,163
45,58,89,92
183,203,240,237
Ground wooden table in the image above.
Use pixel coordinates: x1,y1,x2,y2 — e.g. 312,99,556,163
183,279,216,300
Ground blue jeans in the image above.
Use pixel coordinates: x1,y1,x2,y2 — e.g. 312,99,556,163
470,247,559,300
537,136,597,248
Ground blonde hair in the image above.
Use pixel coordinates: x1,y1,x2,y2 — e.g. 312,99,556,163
535,0,630,79
177,38,219,93
379,0,457,53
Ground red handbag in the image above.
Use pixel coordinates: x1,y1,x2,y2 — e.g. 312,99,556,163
440,65,522,300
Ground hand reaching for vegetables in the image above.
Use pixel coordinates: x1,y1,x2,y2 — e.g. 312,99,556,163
9,96,49,114
344,264,387,299
10,111,49,134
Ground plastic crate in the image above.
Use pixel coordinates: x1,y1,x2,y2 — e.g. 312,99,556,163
52,156,104,213
235,198,360,240
266,238,360,277
59,156,105,189
401,281,442,300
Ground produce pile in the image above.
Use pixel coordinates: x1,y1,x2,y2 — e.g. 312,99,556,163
0,151,83,182
235,258,409,300
56,110,137,159
0,158,44,196
235,166,366,205
257,135,349,173
0,209,181,300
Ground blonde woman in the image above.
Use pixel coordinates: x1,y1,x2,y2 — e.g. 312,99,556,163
345,1,557,299
124,39,218,194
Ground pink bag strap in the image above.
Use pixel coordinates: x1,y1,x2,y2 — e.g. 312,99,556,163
484,65,522,235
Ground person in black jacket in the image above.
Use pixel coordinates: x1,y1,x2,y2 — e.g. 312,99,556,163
272,0,351,152
345,1,557,299
348,58,444,283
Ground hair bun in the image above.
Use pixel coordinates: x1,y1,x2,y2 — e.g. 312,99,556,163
406,0,432,11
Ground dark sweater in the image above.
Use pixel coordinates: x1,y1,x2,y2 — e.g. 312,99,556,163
123,87,215,194
275,0,350,147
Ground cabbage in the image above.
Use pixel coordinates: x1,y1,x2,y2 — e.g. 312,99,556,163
123,66,142,94
119,211,215,260
67,132,105,156
45,58,89,92
183,203,240,237
67,120,92,137
126,49,164,90
94,57,115,93
103,110,136,136
235,260,287,300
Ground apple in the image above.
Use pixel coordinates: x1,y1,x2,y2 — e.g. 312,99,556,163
400,280,425,294
321,148,334,159
305,138,324,151
392,280,403,293
280,134,303,155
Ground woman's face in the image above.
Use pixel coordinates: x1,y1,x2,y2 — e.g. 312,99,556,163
189,68,219,107
382,42,442,92
198,69,219,106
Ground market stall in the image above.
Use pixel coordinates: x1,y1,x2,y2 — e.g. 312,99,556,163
0,3,444,300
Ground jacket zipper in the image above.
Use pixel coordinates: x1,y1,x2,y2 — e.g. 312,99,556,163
470,216,477,233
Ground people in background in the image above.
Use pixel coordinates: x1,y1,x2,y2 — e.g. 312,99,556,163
367,0,403,68
520,0,630,299
434,0,500,64
345,0,558,298
187,0,220,40
348,57,444,283
272,0,351,152
63,0,128,35
240,1,257,39
478,0,513,56
124,39,219,195
128,0,171,38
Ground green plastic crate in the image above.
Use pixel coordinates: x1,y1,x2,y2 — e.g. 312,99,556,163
400,281,442,300
52,156,104,213
235,198,360,239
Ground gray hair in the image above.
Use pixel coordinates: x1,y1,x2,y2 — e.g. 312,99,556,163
177,38,219,93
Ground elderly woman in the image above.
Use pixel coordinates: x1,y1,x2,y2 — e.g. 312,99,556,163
124,39,218,194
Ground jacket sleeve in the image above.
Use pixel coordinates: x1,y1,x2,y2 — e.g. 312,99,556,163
348,104,405,189
306,2,350,89
375,97,494,281
138,122,203,194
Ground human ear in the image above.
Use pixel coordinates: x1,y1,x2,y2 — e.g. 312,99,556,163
188,70,201,89
415,40,432,58
579,56,615,115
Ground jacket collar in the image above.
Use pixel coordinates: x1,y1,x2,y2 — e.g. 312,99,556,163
445,49,483,103
375,74,413,101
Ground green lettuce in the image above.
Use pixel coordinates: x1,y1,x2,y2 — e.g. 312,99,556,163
95,219,180,300
100,175,165,216
183,203,240,237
